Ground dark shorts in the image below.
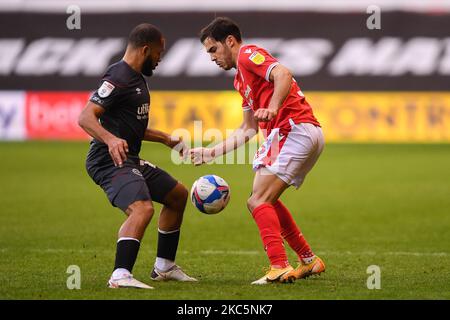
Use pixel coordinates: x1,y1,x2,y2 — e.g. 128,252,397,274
87,158,178,211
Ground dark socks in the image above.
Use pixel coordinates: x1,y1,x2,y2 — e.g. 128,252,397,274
157,229,180,261
114,238,140,273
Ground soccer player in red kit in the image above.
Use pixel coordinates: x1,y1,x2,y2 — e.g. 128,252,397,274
190,17,325,284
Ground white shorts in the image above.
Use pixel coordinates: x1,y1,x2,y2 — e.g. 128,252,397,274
253,120,324,188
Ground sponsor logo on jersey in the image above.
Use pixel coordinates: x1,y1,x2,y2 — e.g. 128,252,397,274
137,103,150,120
249,51,265,65
137,103,149,115
98,81,115,98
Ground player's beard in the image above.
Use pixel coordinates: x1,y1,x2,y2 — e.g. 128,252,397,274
223,63,232,71
223,46,234,70
141,55,155,77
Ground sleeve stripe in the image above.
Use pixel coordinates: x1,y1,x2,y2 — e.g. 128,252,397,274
242,106,252,111
265,62,280,82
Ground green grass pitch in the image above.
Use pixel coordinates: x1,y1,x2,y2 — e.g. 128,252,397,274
0,142,449,299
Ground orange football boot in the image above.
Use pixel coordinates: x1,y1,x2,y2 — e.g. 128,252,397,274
280,256,325,283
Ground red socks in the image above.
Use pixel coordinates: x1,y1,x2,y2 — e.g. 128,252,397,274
273,200,314,261
251,203,289,268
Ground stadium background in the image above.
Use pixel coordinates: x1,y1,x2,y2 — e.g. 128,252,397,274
0,0,449,300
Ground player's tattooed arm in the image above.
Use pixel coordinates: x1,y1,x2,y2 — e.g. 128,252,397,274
144,128,188,158
78,101,129,167
254,64,292,122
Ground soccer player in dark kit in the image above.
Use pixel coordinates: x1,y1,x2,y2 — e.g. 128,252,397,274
78,23,197,289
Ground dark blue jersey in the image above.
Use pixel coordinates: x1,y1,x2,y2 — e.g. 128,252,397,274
86,60,150,168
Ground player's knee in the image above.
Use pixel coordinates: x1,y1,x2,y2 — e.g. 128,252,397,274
141,202,154,222
247,193,275,212
247,195,261,212
175,184,188,215
165,183,188,210
128,201,154,225
177,184,189,203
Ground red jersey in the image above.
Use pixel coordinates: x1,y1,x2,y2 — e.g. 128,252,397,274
234,44,320,137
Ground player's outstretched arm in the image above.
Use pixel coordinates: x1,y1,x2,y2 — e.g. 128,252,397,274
78,101,129,167
144,128,188,158
190,109,258,166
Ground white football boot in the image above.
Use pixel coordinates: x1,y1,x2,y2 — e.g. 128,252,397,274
150,265,198,282
108,273,154,289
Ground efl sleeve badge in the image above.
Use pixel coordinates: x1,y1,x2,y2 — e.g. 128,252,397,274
249,51,266,65
98,81,115,98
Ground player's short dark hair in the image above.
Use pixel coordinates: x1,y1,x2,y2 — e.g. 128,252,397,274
199,17,242,43
128,23,163,48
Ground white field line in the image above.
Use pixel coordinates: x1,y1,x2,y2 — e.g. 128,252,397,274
200,250,449,257
0,248,448,257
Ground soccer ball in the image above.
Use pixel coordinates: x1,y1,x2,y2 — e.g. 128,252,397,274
190,175,230,214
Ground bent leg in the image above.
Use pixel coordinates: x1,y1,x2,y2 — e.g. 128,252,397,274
256,123,323,263
247,168,290,268
139,163,186,272
120,200,154,240
150,182,196,281
112,199,154,281
155,183,188,270
273,200,315,263
158,182,188,232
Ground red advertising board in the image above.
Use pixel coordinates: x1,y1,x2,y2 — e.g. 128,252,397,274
25,91,91,140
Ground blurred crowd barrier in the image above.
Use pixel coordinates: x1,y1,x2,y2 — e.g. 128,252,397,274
1,9,449,142
1,91,449,142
